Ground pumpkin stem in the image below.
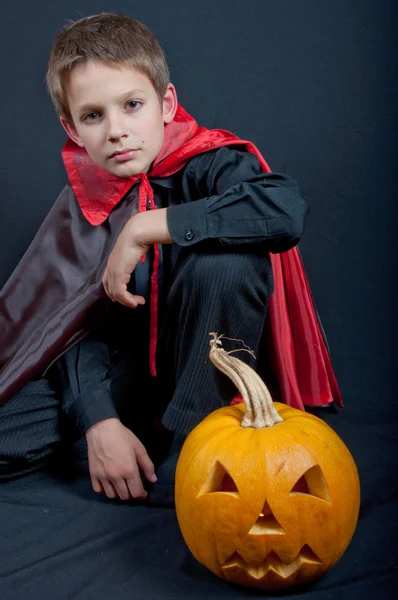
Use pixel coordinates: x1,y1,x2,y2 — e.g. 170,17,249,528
213,335,257,359
209,332,283,429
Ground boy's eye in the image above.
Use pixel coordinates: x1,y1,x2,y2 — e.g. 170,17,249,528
126,100,142,110
83,112,100,122
81,101,142,122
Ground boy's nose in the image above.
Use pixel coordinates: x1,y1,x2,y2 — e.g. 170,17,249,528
106,113,128,141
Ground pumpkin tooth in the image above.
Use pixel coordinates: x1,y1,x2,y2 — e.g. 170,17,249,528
222,545,322,581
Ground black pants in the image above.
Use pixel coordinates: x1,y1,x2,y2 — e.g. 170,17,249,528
0,242,273,478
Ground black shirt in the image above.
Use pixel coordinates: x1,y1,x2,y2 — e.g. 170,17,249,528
56,146,309,433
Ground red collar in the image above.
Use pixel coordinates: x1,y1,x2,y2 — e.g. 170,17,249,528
61,104,271,225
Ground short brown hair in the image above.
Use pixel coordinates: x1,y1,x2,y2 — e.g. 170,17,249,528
46,13,170,124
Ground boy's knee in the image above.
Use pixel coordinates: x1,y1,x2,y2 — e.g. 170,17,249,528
0,378,62,479
187,244,274,298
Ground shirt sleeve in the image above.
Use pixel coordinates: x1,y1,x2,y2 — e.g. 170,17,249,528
166,146,309,253
55,331,119,434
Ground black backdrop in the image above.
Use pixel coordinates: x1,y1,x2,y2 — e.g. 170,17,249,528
0,1,397,598
1,0,397,416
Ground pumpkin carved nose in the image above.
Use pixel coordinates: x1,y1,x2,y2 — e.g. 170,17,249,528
260,501,272,517
249,501,285,535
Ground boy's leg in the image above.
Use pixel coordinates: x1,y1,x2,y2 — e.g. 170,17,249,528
0,376,64,479
157,241,274,435
148,241,273,506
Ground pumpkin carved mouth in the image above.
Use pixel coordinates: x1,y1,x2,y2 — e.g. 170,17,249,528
221,545,322,581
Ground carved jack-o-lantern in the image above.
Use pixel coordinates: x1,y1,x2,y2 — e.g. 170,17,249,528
175,334,360,590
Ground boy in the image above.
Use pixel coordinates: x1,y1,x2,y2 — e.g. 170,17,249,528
0,13,340,506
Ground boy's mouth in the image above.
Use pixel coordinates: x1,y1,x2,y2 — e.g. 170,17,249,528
110,149,139,162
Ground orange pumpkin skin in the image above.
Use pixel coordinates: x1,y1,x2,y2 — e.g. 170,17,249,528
175,402,360,590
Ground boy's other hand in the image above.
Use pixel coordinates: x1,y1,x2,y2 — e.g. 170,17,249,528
85,418,157,501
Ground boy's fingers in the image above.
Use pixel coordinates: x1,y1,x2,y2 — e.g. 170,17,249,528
112,478,131,501
129,294,146,307
126,476,148,500
113,290,145,309
91,476,104,494
102,272,145,308
124,459,148,499
103,268,146,308
102,269,117,302
102,270,108,289
135,446,157,483
102,480,117,500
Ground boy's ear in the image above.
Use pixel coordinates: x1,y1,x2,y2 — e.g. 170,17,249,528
60,117,85,147
162,83,178,124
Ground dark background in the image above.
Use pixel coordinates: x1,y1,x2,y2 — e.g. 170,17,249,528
1,0,397,416
0,1,397,599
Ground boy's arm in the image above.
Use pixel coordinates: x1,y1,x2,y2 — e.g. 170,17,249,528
56,332,118,433
56,333,156,500
167,146,309,253
103,147,308,305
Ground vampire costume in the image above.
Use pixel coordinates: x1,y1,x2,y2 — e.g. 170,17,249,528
0,105,342,420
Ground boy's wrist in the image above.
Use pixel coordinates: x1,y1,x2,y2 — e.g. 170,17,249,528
86,417,121,440
128,207,172,247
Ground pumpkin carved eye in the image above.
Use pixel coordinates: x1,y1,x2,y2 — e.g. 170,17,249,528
289,465,332,503
198,461,239,497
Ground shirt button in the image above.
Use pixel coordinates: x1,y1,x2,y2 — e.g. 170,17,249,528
185,230,194,241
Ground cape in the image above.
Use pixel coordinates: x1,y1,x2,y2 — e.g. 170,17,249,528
0,104,342,410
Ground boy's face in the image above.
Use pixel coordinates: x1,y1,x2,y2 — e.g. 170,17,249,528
61,61,177,177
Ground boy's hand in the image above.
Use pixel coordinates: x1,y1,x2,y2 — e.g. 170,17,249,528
85,418,157,500
102,221,149,309
102,208,172,307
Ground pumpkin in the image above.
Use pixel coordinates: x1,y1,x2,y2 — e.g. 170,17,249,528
175,333,360,590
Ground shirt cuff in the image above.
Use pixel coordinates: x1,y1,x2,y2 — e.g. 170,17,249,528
167,199,208,246
67,384,119,434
